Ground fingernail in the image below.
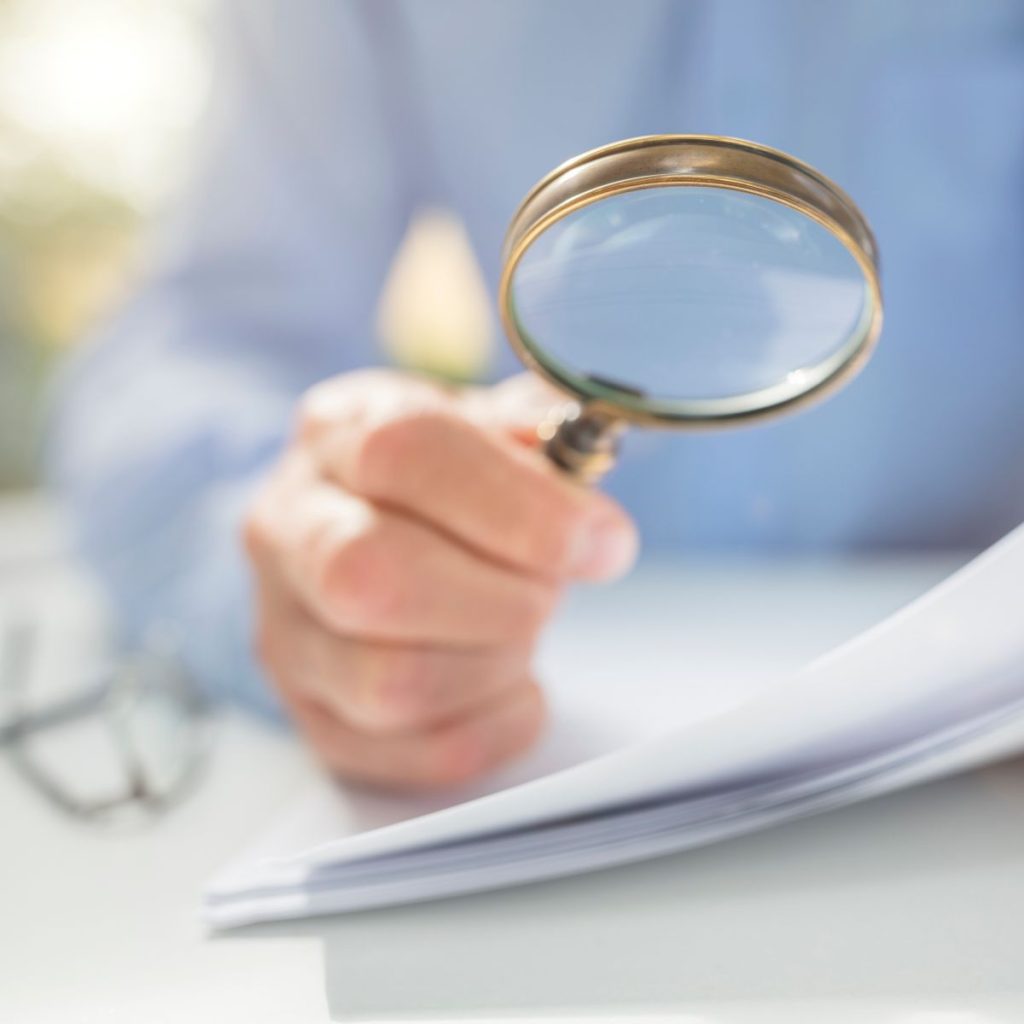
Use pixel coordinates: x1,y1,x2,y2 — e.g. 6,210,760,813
569,516,638,580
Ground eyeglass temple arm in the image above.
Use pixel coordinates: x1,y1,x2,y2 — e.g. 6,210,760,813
0,620,111,744
0,682,112,745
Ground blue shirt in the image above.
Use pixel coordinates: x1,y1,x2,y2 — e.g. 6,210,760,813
49,0,1024,710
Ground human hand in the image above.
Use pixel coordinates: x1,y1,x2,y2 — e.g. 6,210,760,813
243,370,638,789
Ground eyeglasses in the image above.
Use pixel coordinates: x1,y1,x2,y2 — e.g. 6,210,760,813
0,618,215,828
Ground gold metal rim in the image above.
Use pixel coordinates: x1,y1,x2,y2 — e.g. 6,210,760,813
498,135,883,428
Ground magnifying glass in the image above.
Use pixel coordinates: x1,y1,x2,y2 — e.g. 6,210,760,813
499,135,883,483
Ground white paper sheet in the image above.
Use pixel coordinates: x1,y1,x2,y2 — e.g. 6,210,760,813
206,527,1024,927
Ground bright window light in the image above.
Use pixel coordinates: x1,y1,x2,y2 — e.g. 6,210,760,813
0,0,210,206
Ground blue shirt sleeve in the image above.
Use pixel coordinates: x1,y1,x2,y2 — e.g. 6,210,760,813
46,0,423,714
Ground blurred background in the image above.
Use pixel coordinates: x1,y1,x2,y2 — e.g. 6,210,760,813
0,0,210,490
0,0,491,495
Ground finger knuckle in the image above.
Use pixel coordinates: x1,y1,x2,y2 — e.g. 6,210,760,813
425,730,486,787
252,614,281,677
318,523,402,633
354,649,434,732
520,507,587,574
294,371,388,444
349,406,456,495
505,582,560,640
240,504,275,562
294,382,334,443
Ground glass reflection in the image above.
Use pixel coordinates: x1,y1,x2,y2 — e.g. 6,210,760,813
510,187,868,403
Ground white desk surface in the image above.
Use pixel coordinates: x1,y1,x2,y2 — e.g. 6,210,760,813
2,493,1023,1023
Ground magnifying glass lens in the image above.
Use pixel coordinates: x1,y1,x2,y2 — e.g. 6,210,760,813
509,186,870,407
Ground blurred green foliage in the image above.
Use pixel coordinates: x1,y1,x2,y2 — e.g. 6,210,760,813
0,0,146,488
0,0,205,491
0,127,137,490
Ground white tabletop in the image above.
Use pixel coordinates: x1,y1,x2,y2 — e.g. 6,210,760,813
2,493,1023,1023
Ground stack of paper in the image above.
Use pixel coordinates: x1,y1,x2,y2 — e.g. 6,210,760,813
205,525,1024,929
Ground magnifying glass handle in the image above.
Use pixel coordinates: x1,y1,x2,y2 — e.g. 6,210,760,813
539,403,625,486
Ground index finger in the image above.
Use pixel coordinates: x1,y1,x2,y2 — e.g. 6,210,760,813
298,374,637,582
